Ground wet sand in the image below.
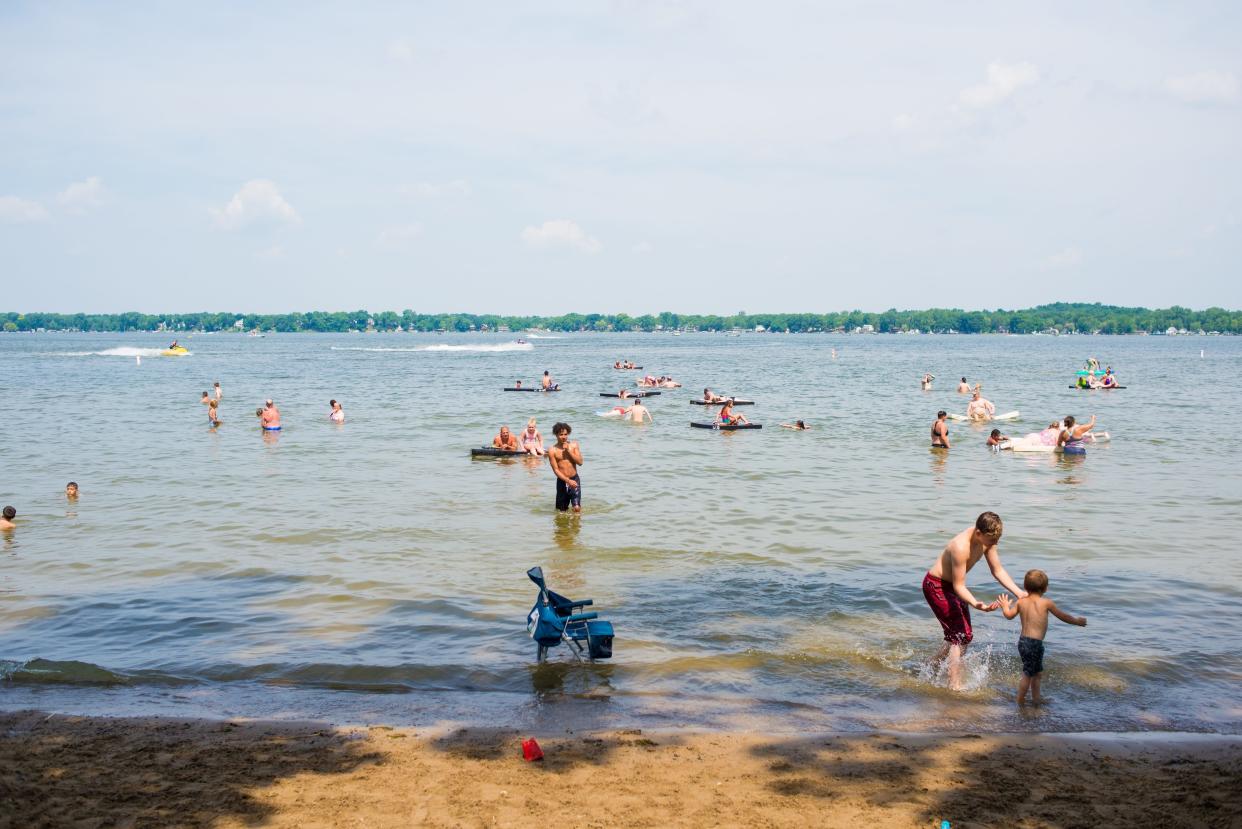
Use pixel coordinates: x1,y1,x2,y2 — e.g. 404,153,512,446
3,711,1239,828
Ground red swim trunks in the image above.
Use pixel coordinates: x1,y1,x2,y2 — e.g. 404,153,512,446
922,572,973,645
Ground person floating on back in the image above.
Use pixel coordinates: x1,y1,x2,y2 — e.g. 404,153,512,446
997,570,1087,705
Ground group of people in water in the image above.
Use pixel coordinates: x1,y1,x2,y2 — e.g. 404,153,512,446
194,380,345,431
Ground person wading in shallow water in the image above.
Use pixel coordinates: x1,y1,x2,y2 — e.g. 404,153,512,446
922,511,1026,690
547,422,583,513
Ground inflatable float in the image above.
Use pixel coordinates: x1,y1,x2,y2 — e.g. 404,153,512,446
690,422,762,430
1001,432,1111,453
1068,385,1126,390
503,387,560,392
690,399,754,406
948,410,1019,422
600,391,660,398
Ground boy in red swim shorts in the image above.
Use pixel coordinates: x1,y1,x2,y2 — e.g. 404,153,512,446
923,512,1026,690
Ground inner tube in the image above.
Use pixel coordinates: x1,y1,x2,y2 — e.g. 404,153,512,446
471,447,528,457
600,391,660,398
690,422,762,430
690,399,754,405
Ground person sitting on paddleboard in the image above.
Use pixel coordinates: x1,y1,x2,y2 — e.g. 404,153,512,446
520,418,545,455
1101,367,1117,388
542,371,557,391
718,399,749,426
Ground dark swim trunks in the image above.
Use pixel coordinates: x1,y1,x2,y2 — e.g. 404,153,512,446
922,572,973,645
1018,636,1045,677
555,474,581,511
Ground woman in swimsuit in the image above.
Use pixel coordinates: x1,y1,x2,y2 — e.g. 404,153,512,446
718,399,749,426
329,399,344,423
208,399,220,427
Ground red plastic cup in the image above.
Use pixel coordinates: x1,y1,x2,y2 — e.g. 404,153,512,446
521,737,544,762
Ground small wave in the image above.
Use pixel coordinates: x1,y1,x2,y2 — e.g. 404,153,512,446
331,343,533,353
1,658,131,686
47,347,178,358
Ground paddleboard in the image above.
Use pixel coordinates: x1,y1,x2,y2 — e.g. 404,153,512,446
947,410,1019,422
613,366,643,370
503,387,560,392
690,399,754,405
690,422,762,430
1005,432,1110,452
600,391,660,398
471,447,528,457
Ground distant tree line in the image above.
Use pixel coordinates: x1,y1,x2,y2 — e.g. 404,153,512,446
2,303,1238,334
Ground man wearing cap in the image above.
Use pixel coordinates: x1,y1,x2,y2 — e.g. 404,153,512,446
260,399,281,431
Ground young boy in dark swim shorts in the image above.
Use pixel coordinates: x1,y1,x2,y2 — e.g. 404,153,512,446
997,569,1088,705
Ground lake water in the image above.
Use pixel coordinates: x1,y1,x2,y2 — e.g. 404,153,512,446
1,331,1240,734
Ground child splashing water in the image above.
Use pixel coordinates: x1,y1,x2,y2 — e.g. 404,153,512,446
998,570,1087,705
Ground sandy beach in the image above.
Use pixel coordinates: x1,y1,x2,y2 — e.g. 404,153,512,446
3,711,1238,828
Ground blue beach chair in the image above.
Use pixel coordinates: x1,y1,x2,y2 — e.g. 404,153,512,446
526,566,614,662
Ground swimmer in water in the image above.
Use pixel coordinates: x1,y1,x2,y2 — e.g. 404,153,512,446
208,399,221,427
966,390,996,421
932,411,950,448
618,388,632,399
214,382,223,401
986,428,1007,448
1058,415,1096,452
200,391,211,406
65,482,78,500
520,418,545,455
921,373,934,391
492,425,520,451
780,420,810,430
329,399,344,423
627,398,652,424
0,506,15,530
514,379,523,389
957,377,970,394
260,399,281,431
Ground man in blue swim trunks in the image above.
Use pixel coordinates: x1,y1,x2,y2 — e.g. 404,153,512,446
260,399,282,431
548,422,583,513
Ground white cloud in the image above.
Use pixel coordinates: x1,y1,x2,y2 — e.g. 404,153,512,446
632,241,654,254
404,179,471,198
1163,71,1238,104
1043,247,1084,270
521,219,601,254
57,176,104,212
211,180,300,230
388,37,416,64
378,222,424,245
0,195,49,223
892,113,915,131
959,62,1040,109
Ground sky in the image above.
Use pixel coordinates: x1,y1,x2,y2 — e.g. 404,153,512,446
1,1,1239,315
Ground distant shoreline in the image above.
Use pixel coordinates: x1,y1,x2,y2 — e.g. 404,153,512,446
3,302,1240,335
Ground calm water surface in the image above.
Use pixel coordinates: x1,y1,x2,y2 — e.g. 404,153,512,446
1,332,1240,734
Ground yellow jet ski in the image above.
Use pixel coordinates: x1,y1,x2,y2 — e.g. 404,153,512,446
161,346,190,356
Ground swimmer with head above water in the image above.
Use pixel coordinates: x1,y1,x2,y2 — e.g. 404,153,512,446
932,411,950,448
260,399,281,431
208,399,221,427
921,373,934,391
780,420,810,430
329,399,344,423
213,382,223,401
1058,415,1096,452
0,506,16,530
65,482,79,500
626,398,652,424
986,428,1007,448
967,390,996,421
957,377,970,394
200,391,211,406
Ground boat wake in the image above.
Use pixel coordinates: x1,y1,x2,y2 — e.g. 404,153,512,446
331,343,533,353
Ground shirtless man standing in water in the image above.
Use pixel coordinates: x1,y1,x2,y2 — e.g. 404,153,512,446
922,512,1025,690
547,422,583,513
